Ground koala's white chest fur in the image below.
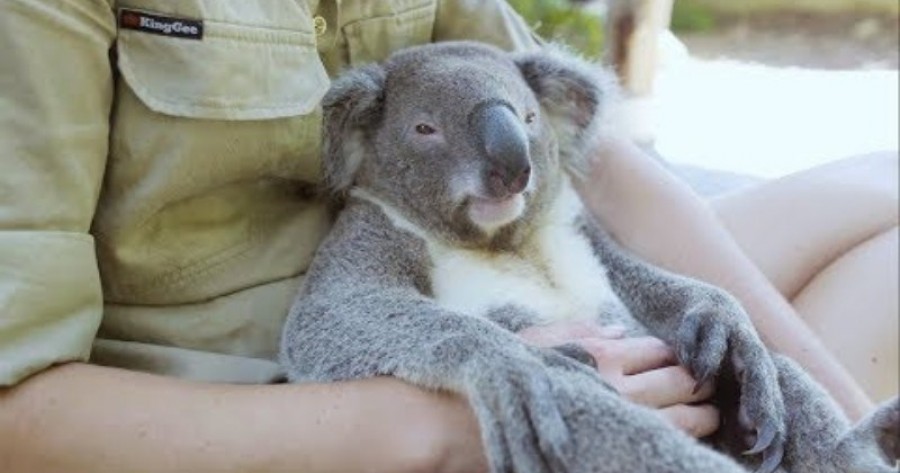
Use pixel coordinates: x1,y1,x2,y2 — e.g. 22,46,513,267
427,228,614,323
427,193,617,323
353,180,622,324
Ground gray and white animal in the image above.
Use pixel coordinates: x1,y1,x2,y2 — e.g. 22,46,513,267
280,41,899,473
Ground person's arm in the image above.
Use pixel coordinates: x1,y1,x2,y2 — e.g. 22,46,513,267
0,0,113,387
575,136,874,420
0,363,484,473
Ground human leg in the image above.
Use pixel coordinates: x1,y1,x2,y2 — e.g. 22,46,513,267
710,151,899,402
792,226,898,402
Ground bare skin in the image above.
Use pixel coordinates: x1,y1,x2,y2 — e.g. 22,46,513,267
0,364,469,473
0,329,709,473
712,151,899,404
792,226,898,402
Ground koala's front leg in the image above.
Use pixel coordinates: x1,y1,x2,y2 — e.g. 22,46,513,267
673,291,786,472
281,204,602,473
282,290,570,473
579,214,786,473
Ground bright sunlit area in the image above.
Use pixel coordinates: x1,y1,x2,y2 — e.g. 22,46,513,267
653,6,898,180
509,0,899,184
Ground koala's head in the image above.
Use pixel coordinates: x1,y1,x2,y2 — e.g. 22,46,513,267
321,41,614,248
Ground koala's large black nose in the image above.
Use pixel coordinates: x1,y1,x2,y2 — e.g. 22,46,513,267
470,101,532,197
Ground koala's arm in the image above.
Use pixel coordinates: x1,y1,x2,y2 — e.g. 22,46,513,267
282,201,532,383
578,212,788,473
281,200,574,472
576,213,745,336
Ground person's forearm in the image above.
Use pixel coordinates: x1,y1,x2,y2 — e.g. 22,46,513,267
0,363,477,473
576,137,873,421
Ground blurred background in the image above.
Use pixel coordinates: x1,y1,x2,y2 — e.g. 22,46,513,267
506,0,898,191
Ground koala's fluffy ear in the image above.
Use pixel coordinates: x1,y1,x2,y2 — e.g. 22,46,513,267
320,64,386,195
514,46,619,175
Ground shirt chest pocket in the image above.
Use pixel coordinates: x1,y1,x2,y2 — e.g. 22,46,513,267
115,2,329,120
342,0,437,65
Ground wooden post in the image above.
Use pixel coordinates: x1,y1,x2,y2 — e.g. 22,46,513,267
605,0,675,97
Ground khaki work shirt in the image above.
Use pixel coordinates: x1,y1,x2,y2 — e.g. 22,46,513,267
0,0,538,386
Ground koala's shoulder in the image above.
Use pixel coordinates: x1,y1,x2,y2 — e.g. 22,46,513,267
327,199,417,246
313,198,432,283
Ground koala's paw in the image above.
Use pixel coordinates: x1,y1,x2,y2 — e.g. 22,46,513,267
465,358,575,473
675,306,786,473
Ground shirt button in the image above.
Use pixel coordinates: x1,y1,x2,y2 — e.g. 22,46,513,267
313,15,327,36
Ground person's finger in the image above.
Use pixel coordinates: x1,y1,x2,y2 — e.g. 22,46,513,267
620,337,677,374
582,336,676,375
619,365,715,407
658,404,721,438
518,320,613,347
596,324,627,339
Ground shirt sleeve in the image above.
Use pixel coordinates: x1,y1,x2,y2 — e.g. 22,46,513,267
434,0,543,52
0,0,115,386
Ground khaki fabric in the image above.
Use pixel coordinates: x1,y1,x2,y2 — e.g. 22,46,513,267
0,0,538,386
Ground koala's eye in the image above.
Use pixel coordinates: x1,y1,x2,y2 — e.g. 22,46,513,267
524,111,537,124
415,123,437,135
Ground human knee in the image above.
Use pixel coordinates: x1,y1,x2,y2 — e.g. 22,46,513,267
847,151,898,209
833,151,899,230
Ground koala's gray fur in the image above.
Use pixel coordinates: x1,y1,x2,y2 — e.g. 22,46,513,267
281,41,899,473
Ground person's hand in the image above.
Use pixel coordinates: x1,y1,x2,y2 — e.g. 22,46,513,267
519,320,720,438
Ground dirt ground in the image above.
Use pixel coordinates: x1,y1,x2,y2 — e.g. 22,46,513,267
676,11,898,69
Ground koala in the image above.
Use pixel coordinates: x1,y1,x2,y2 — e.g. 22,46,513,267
280,41,899,473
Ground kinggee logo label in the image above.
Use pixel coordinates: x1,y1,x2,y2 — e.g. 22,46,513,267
119,9,203,40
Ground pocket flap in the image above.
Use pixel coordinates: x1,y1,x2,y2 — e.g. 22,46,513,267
117,14,329,120
343,2,436,65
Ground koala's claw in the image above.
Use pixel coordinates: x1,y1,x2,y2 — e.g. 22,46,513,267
692,370,715,396
735,345,787,472
676,311,728,392
755,440,785,473
468,360,576,473
552,342,599,371
744,420,778,455
743,419,785,473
